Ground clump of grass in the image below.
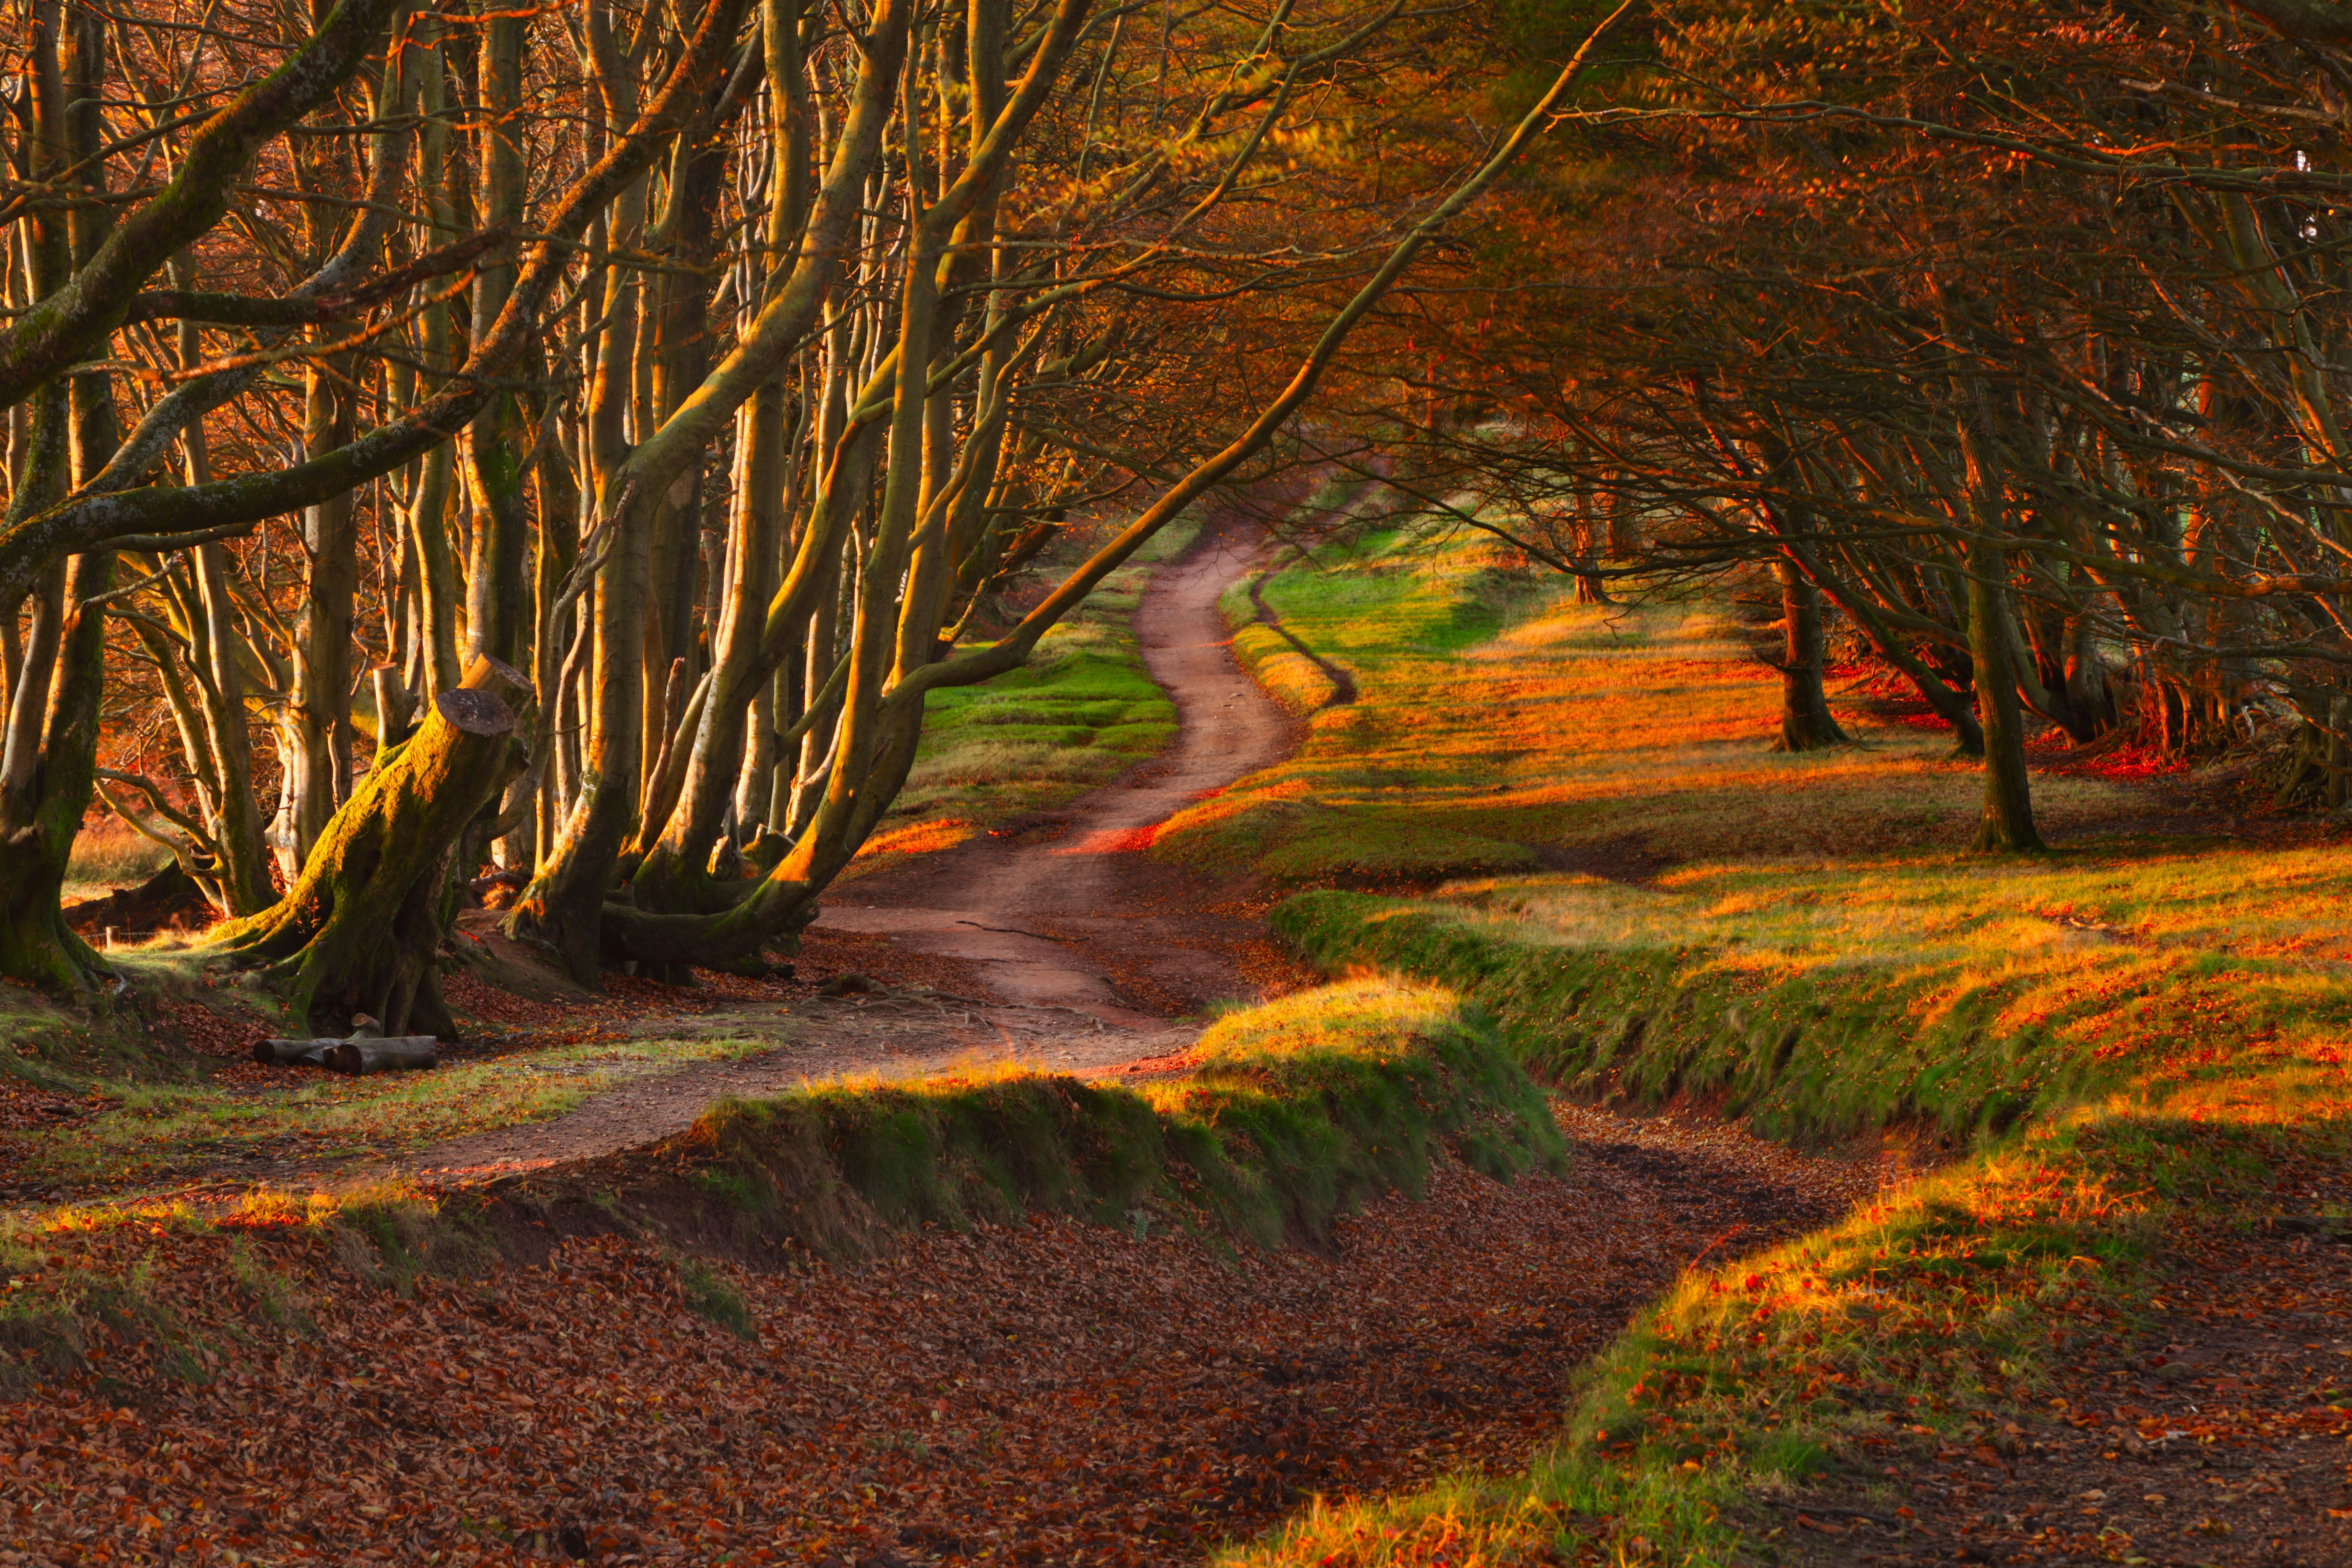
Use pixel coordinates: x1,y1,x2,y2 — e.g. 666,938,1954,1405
225,1237,311,1330
680,1258,756,1339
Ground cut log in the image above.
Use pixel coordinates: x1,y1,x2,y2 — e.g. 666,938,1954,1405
320,1037,438,1075
251,1033,438,1072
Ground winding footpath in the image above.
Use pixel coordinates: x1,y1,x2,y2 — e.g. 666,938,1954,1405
817,522,1297,1020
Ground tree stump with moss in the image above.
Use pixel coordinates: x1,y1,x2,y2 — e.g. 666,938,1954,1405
206,660,528,1036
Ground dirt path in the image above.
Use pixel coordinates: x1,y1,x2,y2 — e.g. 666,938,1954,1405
818,523,1297,1021
281,521,1295,1194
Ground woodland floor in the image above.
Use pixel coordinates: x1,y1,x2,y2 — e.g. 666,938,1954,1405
0,1106,1890,1566
7,512,2347,1566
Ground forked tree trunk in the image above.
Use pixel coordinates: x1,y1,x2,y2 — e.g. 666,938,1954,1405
1771,558,1847,752
207,658,528,1034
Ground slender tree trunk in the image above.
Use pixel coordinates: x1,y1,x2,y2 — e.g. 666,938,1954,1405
508,480,654,982
464,9,530,671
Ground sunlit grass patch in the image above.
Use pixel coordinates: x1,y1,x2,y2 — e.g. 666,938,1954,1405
1162,522,2149,884
673,977,1564,1258
852,817,980,862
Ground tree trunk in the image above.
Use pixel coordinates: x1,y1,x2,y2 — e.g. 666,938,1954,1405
287,355,359,875
1771,558,1847,752
0,551,113,998
1964,537,2044,853
207,659,529,1035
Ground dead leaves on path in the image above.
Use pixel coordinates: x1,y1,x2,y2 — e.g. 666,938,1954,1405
0,1112,1861,1566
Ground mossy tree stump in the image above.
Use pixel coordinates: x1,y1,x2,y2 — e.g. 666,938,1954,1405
207,660,528,1035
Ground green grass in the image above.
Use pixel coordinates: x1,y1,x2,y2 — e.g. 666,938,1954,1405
850,513,1203,874
8,1034,772,1190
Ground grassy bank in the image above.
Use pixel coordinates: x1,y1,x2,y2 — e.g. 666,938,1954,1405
1175,518,2352,1566
0,977,1566,1372
1272,833,2352,1147
1241,877,2352,1563
598,974,1563,1261
1222,1095,2316,1568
